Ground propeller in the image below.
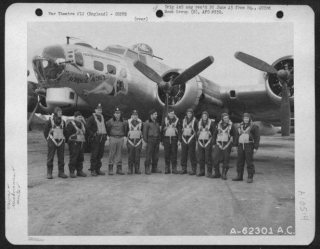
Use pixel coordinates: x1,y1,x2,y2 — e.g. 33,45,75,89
27,102,39,130
171,56,214,86
133,60,163,85
27,77,47,129
134,56,214,129
234,52,292,136
161,93,169,129
134,56,214,90
27,79,39,129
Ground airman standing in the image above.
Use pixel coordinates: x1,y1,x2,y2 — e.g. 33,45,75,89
143,109,161,175
162,109,181,174
106,107,127,175
86,104,107,176
126,110,143,174
233,113,260,183
43,107,68,179
179,108,198,175
212,113,237,180
66,111,87,178
197,111,216,177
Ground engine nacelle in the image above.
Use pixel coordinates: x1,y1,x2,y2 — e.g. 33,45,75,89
38,87,91,114
265,56,294,108
157,69,203,117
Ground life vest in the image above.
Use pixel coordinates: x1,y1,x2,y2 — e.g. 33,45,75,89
182,117,195,144
48,116,65,147
164,117,179,137
70,121,86,142
216,120,233,150
163,116,179,144
93,113,106,135
238,121,253,149
127,118,143,147
198,118,212,148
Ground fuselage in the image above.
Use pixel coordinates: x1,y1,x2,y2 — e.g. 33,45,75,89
32,42,293,126
32,42,222,120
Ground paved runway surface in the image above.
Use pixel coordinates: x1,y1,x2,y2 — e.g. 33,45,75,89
28,131,294,236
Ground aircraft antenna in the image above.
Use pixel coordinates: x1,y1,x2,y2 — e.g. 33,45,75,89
153,55,163,60
66,36,87,45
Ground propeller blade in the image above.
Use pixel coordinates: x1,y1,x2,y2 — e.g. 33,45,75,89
27,102,39,130
161,93,169,131
172,56,214,86
234,52,278,74
133,60,163,85
280,82,291,136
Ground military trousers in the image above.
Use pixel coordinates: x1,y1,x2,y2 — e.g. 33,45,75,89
127,140,142,167
47,139,65,171
237,143,255,174
108,136,124,165
197,140,213,173
163,137,178,168
68,141,84,172
90,135,106,171
212,142,232,171
144,137,160,167
181,137,197,168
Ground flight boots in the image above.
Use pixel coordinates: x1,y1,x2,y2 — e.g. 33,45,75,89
127,164,133,174
96,167,105,175
77,170,87,177
151,165,162,173
58,167,68,178
164,164,171,174
108,164,114,175
232,172,243,181
172,165,178,174
188,165,196,175
116,165,125,175
211,167,221,178
47,167,53,179
179,166,188,174
145,165,151,175
76,165,87,177
221,168,229,180
206,167,213,178
247,173,254,183
134,164,141,174
196,165,205,177
91,169,98,176
69,169,76,178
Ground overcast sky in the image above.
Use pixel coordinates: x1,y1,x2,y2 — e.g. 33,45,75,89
27,22,293,86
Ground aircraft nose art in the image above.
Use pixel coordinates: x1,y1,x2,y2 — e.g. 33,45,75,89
32,45,66,87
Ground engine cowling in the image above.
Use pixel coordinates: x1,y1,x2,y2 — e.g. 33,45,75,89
157,69,203,116
265,56,294,108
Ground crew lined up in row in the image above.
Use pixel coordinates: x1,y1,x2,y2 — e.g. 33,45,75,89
43,104,260,183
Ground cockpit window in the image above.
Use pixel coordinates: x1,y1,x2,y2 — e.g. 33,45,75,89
104,47,126,55
75,52,84,66
126,50,138,61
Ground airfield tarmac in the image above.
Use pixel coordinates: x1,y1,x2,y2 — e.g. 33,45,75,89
28,131,295,236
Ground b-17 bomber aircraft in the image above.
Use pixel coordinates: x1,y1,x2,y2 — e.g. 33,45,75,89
28,37,294,136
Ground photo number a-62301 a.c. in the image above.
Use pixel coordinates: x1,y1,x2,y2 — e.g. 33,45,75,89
230,226,295,235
